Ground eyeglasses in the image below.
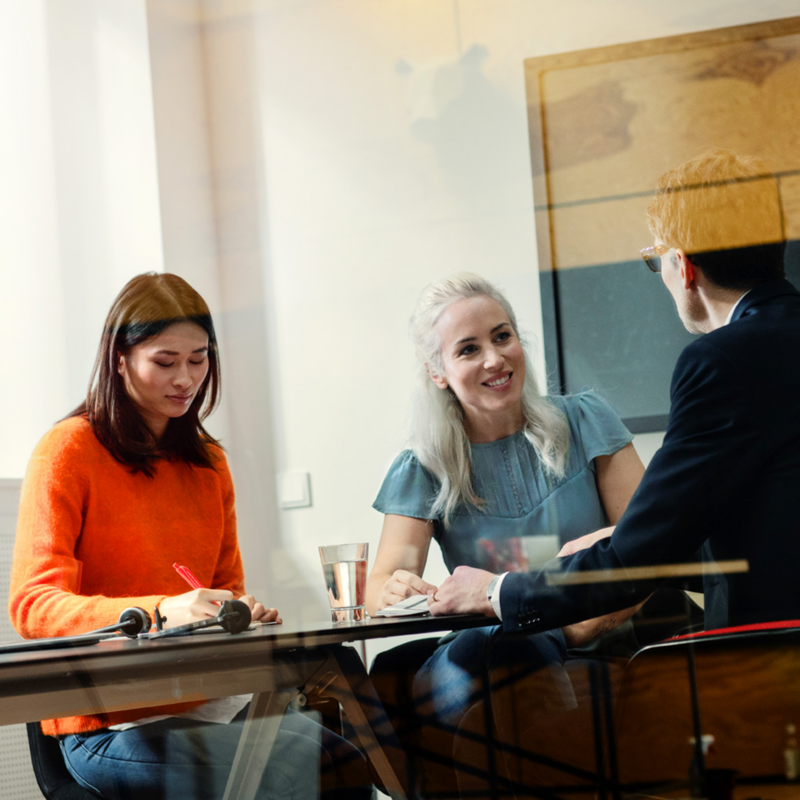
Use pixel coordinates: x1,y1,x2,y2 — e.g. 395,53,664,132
639,244,671,273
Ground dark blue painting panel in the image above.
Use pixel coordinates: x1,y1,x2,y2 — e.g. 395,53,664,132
541,240,800,432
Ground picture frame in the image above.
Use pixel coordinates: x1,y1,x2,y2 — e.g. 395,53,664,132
525,16,800,432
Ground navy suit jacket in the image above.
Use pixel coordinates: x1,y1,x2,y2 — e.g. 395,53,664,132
501,279,800,633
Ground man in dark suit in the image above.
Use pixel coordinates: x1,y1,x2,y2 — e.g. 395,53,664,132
429,148,799,634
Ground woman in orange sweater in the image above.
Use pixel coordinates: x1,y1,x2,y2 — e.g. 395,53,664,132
9,273,370,799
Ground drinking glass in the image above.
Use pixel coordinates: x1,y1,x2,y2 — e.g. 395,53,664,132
318,543,369,622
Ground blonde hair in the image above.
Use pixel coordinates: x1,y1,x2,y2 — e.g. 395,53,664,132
646,149,785,288
409,274,569,525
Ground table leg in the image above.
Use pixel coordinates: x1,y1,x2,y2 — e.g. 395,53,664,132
306,645,410,800
222,689,296,800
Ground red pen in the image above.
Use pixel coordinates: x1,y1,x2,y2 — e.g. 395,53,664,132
173,562,222,607
173,562,205,590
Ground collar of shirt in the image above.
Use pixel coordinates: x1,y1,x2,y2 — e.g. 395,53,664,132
724,290,751,326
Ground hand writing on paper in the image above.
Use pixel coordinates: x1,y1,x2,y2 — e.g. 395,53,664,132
377,570,438,611
159,588,234,628
159,589,282,628
238,594,281,624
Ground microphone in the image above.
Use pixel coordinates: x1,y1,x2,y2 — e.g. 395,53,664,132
0,602,253,656
0,607,154,655
148,599,252,639
86,607,153,638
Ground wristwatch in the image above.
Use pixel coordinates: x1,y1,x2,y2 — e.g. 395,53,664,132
486,576,499,604
486,574,504,619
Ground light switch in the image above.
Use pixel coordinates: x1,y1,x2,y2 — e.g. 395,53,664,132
278,471,312,509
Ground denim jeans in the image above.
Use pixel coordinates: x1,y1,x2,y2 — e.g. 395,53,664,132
412,625,572,732
59,706,373,800
409,625,572,797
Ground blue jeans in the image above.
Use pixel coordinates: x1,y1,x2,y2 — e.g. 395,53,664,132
409,626,572,797
412,625,572,732
59,706,373,800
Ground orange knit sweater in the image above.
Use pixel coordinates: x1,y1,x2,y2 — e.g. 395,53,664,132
9,416,246,736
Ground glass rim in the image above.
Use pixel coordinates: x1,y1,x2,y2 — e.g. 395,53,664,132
640,243,671,273
318,542,369,563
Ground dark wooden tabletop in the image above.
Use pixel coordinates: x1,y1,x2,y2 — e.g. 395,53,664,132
0,612,494,726
0,611,492,665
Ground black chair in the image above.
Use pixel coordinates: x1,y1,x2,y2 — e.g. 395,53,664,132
26,722,98,799
613,622,800,797
370,635,625,798
369,588,703,798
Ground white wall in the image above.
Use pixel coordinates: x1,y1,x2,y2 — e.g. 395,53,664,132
0,0,65,464
232,0,799,638
0,0,163,479
249,1,546,622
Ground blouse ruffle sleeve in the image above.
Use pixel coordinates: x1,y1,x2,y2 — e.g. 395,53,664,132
569,391,634,464
372,450,440,521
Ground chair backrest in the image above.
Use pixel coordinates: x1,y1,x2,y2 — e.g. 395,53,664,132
613,626,800,790
26,722,98,800
0,479,23,648
1,480,51,799
2,481,95,800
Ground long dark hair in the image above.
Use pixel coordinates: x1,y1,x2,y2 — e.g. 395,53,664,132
68,272,222,475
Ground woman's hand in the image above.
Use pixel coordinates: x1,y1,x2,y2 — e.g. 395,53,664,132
159,589,282,628
557,526,614,558
158,588,234,629
556,524,646,648
238,594,282,624
561,602,646,648
376,569,438,611
366,514,435,615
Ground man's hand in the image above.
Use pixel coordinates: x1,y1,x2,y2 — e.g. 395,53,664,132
427,566,497,617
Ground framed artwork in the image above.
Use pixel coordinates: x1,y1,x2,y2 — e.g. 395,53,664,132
525,16,800,432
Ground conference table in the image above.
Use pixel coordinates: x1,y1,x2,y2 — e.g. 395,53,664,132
0,612,491,800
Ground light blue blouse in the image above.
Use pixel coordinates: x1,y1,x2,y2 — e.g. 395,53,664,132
373,392,633,575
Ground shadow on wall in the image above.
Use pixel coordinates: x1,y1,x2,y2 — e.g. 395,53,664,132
219,303,328,625
396,44,524,212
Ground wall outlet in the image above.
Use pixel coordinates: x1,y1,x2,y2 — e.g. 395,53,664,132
277,471,312,509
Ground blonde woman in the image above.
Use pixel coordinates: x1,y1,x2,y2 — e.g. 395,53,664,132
367,274,645,796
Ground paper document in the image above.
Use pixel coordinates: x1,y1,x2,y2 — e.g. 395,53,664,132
373,594,431,617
